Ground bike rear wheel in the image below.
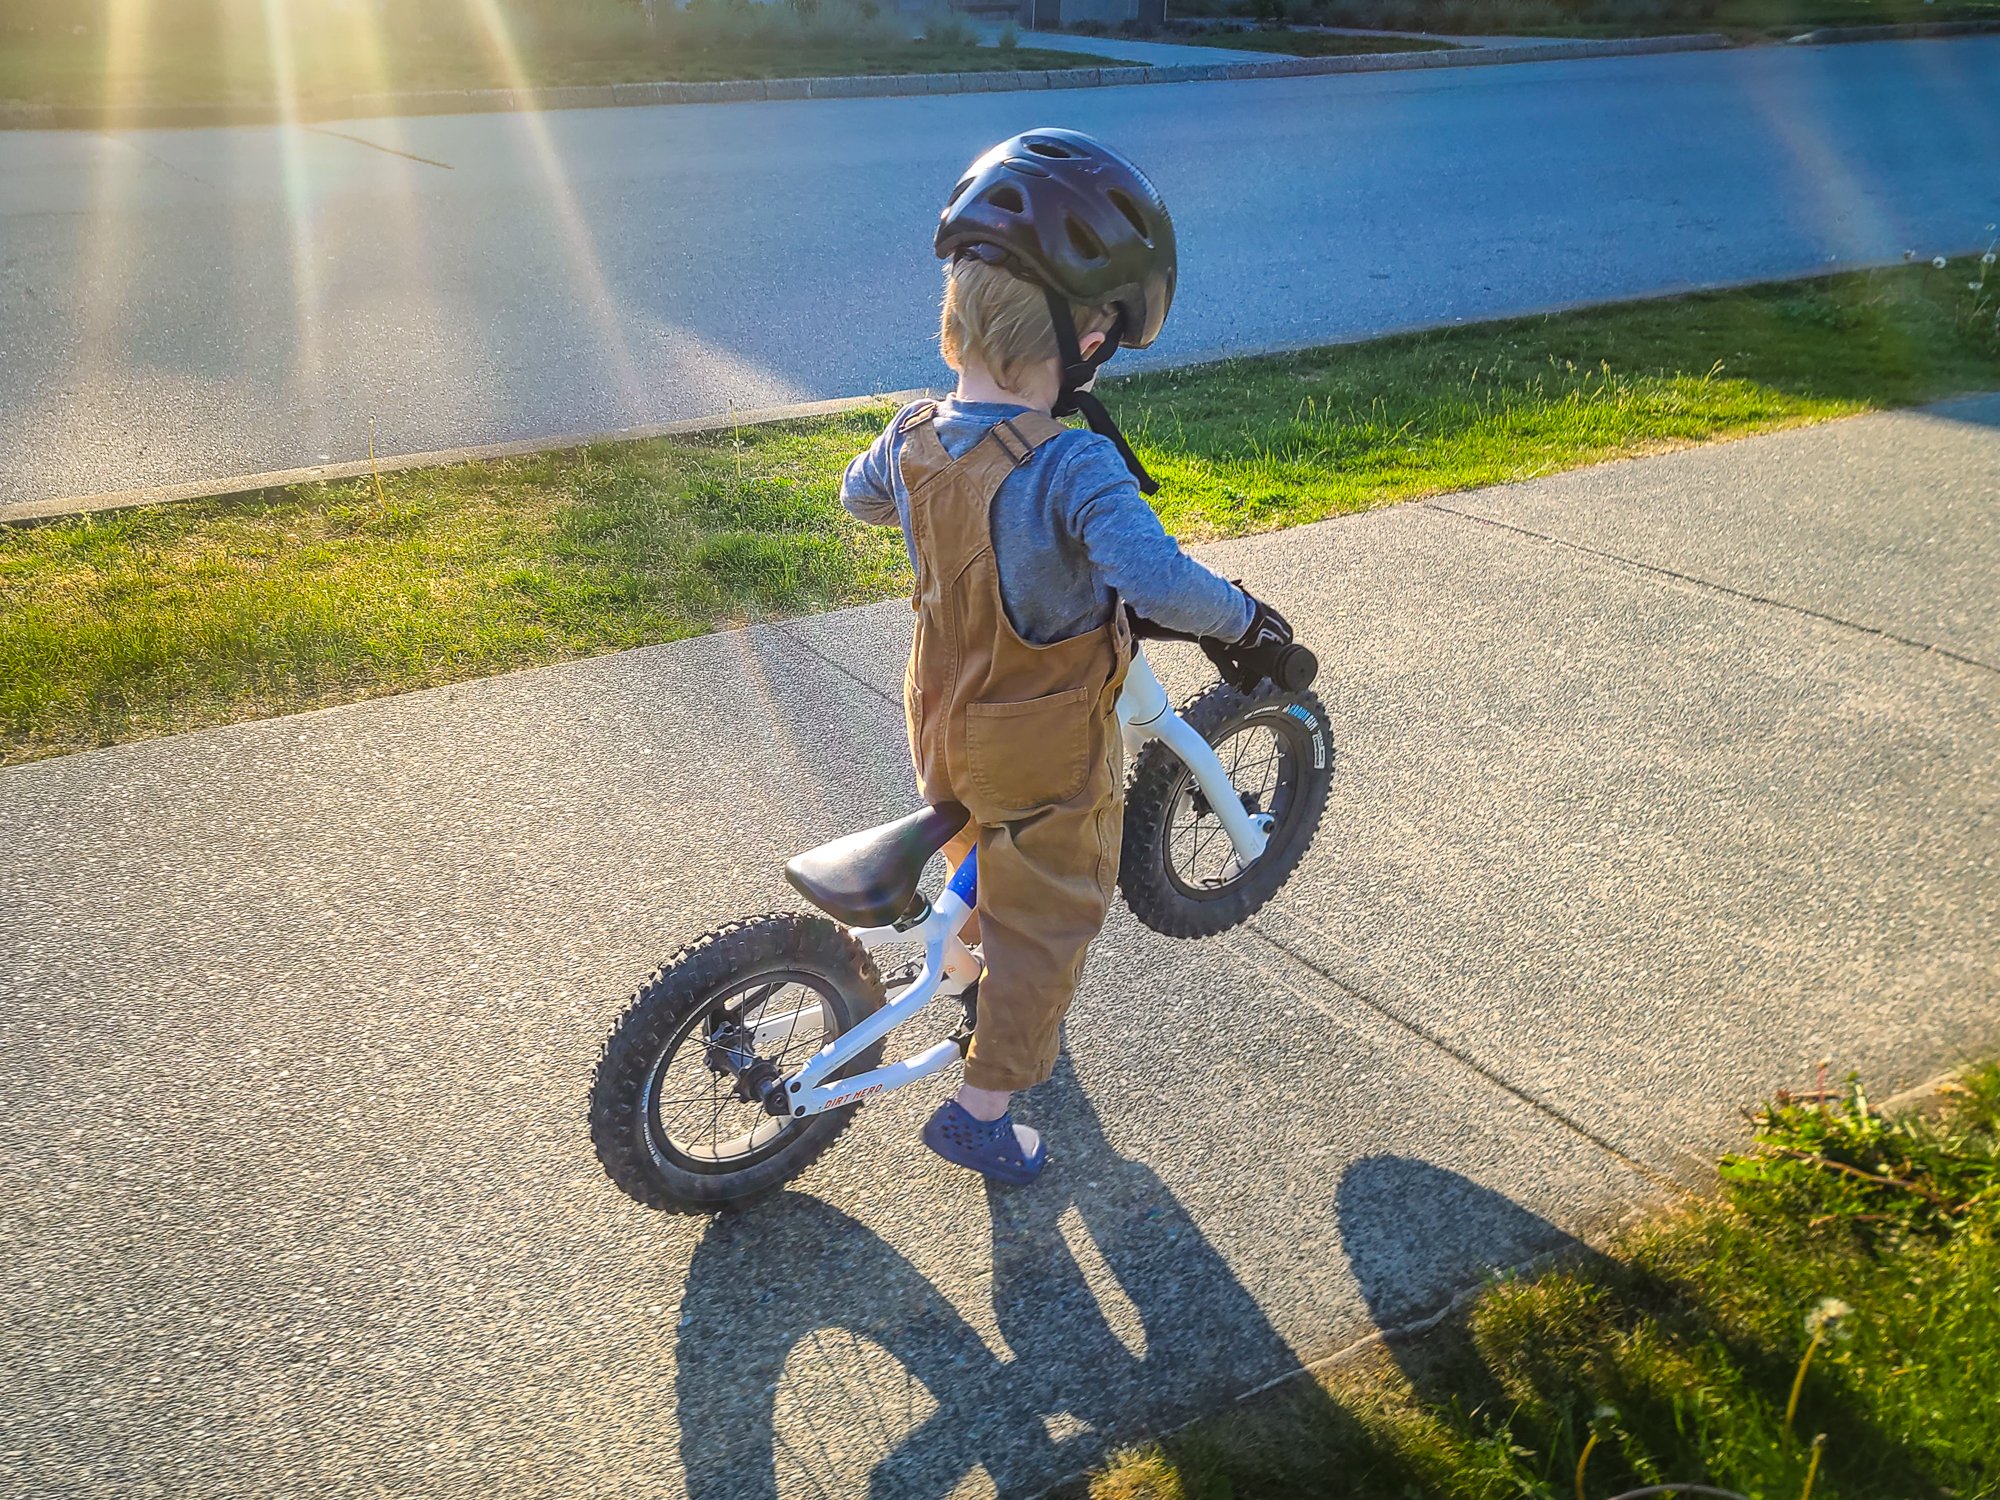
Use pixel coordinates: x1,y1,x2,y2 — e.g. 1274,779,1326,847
1120,681,1333,938
590,913,885,1213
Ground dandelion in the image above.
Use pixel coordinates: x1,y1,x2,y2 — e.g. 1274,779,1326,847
1932,256,1948,269
1806,1296,1852,1336
1903,249,1917,261
1788,1297,1852,1433
1983,252,1997,265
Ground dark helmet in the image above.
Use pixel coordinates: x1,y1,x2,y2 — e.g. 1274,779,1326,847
934,127,1177,350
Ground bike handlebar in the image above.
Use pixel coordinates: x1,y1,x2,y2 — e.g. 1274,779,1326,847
1124,608,1320,694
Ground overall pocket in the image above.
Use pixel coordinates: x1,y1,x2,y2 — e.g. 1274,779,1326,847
965,686,1092,814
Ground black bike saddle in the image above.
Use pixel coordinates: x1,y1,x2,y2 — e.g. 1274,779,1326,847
784,803,970,928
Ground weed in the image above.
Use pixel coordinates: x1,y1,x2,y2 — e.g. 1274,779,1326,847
1085,1064,2000,1499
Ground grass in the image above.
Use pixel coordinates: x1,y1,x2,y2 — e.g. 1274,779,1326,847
1080,1063,2000,1500
0,3,1108,111
1175,0,2000,38
1705,0,2000,29
0,38,1107,104
1169,26,1458,51
3,259,1996,765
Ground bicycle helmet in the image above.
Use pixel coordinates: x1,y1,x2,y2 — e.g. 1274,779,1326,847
936,127,1177,351
935,127,1177,492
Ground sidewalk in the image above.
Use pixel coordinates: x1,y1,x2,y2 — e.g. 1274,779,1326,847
3,397,1996,1498
997,26,1306,64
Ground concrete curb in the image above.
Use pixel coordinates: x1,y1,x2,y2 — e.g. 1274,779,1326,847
0,33,1731,132
1790,17,2000,42
0,390,935,527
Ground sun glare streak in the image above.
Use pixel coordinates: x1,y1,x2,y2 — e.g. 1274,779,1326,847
260,0,323,390
463,0,652,420
1743,56,1893,264
335,0,394,101
96,0,149,124
324,0,450,404
76,0,153,375
332,0,417,153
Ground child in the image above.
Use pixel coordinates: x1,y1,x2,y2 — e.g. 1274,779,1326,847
840,129,1296,1185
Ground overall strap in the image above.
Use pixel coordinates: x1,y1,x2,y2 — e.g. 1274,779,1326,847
904,408,1069,593
940,418,1080,540
901,408,1067,509
894,401,952,493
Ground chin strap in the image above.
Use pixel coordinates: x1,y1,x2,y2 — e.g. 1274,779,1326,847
1043,290,1159,496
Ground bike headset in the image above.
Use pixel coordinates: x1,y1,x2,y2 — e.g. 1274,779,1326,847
934,128,1176,495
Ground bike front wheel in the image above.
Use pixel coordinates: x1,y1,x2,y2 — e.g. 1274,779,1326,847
1120,681,1334,939
590,913,886,1213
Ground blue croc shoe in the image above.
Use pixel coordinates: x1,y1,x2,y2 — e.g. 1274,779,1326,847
922,1100,1047,1186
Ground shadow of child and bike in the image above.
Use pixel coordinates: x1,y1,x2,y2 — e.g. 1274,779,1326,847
671,1058,1602,1500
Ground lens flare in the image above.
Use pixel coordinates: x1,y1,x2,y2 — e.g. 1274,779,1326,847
462,0,651,419
260,0,322,388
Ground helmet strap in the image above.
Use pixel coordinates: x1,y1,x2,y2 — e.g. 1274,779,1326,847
1043,290,1159,496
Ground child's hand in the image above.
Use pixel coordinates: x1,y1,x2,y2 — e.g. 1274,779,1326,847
1233,591,1294,654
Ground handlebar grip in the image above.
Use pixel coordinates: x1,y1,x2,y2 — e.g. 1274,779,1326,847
1272,642,1318,693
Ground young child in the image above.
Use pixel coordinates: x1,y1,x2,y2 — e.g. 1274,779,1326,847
840,129,1295,1185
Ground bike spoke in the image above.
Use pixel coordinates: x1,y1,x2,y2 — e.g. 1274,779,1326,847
1166,718,1297,894
649,970,839,1165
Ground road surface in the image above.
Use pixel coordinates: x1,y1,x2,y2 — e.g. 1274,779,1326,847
1,36,1997,507
4,397,1996,1497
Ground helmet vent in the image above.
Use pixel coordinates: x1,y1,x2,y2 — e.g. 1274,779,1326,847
1107,189,1150,242
987,183,1026,214
1025,137,1078,158
946,175,973,206
1064,215,1106,263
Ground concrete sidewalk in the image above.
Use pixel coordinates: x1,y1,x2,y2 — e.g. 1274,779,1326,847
1000,27,1310,65
3,398,1997,1498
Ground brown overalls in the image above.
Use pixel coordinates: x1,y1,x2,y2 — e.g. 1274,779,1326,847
898,401,1132,1094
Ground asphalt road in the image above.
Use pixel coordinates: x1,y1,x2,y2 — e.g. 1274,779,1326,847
3,36,1999,507
5,399,1996,1498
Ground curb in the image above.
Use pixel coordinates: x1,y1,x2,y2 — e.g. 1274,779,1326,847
1,390,935,527
0,33,1730,132
1790,17,2000,42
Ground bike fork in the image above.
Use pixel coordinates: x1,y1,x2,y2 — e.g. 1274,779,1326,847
1118,650,1271,866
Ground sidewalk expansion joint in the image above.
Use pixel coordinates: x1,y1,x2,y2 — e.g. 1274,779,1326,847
1421,499,2000,678
98,129,215,188
775,622,901,710
307,125,454,170
1242,910,1681,1193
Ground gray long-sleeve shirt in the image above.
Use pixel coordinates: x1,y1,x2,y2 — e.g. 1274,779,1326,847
840,398,1252,646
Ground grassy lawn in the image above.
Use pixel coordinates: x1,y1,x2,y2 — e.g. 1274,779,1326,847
1708,0,2000,29
0,38,1106,106
3,260,1995,765
1168,26,1458,52
0,6,1106,111
1081,1063,2000,1499
1175,0,2000,38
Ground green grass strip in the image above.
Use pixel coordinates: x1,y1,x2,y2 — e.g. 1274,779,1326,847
3,260,1995,765
0,33,1112,109
1083,1063,2000,1499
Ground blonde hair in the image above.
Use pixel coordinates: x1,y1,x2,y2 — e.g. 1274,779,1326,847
938,256,1114,390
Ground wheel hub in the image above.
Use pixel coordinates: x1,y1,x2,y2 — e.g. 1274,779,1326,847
704,1021,784,1107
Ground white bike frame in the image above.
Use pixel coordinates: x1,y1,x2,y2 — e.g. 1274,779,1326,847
770,646,1270,1119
